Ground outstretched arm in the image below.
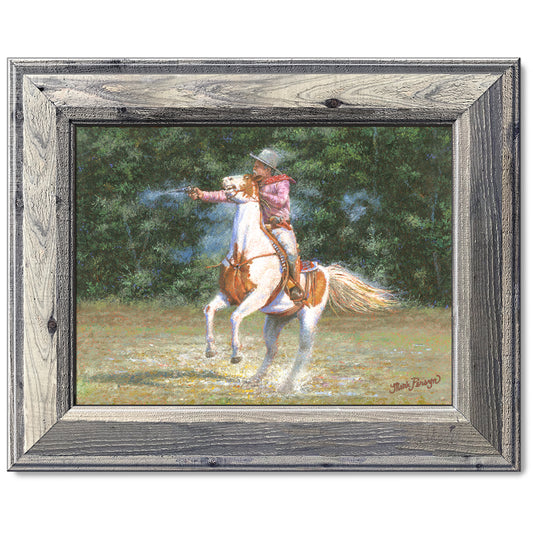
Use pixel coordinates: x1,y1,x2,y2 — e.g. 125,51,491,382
188,188,229,203
187,187,203,200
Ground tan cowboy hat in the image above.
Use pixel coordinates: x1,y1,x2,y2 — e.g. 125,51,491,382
250,148,281,174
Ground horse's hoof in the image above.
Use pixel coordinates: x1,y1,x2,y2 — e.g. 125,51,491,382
231,356,242,364
205,348,217,358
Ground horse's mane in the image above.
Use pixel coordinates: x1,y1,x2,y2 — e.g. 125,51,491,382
239,174,259,200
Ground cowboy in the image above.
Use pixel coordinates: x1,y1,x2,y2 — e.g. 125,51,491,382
188,148,304,301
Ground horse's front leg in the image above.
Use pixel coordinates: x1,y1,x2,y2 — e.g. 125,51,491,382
204,292,230,358
230,289,271,364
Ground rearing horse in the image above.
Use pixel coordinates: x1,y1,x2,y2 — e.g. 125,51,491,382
203,174,393,392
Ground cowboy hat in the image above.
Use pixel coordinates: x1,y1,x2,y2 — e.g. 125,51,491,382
250,148,281,174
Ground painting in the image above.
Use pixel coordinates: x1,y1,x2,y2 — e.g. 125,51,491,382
76,125,452,406
9,59,519,471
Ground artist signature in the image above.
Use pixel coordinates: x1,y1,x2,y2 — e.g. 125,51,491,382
389,375,441,394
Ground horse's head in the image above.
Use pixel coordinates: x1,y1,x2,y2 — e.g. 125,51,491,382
222,174,259,202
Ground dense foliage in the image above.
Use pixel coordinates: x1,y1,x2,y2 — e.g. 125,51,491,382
76,126,452,305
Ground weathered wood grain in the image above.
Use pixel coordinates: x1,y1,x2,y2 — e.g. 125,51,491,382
10,58,518,75
62,405,463,423
55,112,75,419
8,59,520,471
24,420,498,457
65,106,464,127
8,60,26,466
13,453,512,472
453,106,472,418
468,79,504,452
22,76,59,451
29,73,499,116
500,64,520,466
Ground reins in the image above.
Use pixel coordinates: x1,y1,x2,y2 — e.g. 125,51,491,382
205,176,305,308
205,252,277,270
205,183,277,270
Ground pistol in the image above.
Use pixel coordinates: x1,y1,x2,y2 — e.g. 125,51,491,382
168,186,194,194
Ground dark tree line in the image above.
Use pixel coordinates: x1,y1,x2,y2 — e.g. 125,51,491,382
76,126,452,306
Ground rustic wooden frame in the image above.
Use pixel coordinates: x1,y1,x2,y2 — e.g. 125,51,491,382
8,59,520,471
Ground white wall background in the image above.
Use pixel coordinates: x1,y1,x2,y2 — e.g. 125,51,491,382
1,2,530,532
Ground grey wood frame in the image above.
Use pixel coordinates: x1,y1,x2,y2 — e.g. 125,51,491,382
8,59,520,471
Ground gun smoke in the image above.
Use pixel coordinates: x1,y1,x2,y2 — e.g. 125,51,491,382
139,183,380,264
139,184,234,263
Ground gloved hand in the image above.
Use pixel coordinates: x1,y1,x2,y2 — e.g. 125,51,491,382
188,187,203,200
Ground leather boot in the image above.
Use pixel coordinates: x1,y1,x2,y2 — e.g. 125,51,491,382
288,259,305,302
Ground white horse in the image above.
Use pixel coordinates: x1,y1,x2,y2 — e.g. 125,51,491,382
203,174,393,392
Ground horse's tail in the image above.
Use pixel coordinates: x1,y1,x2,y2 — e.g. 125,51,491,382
325,264,396,314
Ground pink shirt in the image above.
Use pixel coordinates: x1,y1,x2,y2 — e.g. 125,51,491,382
201,175,295,223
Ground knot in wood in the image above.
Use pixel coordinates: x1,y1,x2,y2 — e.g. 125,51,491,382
47,317,58,335
324,98,343,109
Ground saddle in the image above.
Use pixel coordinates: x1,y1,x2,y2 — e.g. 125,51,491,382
218,252,321,310
218,241,304,308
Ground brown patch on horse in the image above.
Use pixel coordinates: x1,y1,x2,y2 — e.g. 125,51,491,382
304,269,327,307
218,243,257,305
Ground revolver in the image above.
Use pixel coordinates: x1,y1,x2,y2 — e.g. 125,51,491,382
168,186,194,194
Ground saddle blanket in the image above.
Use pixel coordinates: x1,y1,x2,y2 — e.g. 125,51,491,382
301,260,319,273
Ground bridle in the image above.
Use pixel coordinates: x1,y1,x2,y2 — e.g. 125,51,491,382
206,178,276,269
222,175,260,202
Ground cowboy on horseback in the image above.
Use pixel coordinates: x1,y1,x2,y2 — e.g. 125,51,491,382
186,152,393,388
188,148,305,302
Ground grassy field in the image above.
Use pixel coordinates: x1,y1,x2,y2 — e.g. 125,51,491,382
76,302,451,406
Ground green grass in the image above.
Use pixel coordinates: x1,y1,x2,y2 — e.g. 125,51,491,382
76,302,451,406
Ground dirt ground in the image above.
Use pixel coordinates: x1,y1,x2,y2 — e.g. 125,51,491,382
76,302,451,406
